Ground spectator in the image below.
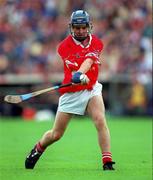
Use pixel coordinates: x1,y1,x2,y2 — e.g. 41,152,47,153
126,78,147,115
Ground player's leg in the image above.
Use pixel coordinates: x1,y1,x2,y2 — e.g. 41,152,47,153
39,112,72,147
25,111,72,169
87,95,115,170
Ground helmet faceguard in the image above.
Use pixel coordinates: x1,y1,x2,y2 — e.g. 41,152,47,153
69,10,92,42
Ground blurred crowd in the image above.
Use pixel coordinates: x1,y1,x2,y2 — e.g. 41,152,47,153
0,0,152,116
0,0,152,76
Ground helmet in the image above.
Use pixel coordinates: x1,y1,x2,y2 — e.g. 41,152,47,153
70,10,90,26
69,10,92,41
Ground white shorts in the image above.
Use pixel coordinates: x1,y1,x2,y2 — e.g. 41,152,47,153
57,82,102,115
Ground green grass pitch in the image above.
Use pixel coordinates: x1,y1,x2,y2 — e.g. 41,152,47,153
0,116,152,180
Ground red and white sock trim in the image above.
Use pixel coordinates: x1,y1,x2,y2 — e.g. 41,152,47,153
102,152,112,164
36,142,45,153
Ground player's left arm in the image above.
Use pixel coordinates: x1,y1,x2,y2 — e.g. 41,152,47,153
72,39,103,84
71,58,94,84
77,58,93,73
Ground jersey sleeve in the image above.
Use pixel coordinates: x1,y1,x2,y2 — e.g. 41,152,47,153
57,41,70,60
85,38,104,63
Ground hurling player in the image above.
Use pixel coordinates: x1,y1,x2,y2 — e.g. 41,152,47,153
25,10,115,171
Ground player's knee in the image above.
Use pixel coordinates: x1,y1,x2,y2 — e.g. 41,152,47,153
94,114,106,129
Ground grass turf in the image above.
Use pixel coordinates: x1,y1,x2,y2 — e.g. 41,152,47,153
0,116,152,180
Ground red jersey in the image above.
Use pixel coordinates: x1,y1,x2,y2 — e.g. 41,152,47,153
58,34,103,94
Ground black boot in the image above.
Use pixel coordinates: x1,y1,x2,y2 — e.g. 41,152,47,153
25,146,42,169
103,161,115,170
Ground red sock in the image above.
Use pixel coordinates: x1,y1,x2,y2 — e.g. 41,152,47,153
36,142,46,153
102,152,112,164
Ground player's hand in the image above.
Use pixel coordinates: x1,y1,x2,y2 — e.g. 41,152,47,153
72,72,89,84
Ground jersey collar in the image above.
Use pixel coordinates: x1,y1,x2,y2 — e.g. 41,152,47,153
72,34,92,48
